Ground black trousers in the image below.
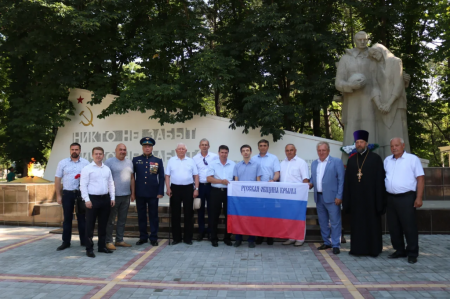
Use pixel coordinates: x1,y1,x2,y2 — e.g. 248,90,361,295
170,184,194,243
387,191,419,257
210,187,231,242
85,194,111,252
62,190,85,245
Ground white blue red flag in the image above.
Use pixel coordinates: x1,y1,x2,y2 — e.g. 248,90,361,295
227,181,309,240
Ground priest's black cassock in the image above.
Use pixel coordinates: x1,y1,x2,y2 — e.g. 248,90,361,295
343,150,386,256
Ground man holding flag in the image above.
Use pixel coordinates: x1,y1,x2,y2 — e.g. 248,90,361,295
280,144,310,247
232,144,262,248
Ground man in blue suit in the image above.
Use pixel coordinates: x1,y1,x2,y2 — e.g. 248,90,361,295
309,141,345,255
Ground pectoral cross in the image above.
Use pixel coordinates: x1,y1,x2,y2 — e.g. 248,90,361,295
357,169,363,182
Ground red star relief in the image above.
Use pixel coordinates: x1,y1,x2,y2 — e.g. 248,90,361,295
77,96,84,103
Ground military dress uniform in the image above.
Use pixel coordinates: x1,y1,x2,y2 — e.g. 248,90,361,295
133,138,165,245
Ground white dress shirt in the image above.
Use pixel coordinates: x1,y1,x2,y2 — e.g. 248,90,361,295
280,156,309,183
384,152,424,194
80,162,115,202
192,152,219,183
316,155,329,192
165,156,199,185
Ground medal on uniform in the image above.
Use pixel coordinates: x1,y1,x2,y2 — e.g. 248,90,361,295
356,150,369,182
150,162,159,174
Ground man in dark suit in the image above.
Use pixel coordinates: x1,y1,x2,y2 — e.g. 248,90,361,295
309,141,345,255
133,137,165,246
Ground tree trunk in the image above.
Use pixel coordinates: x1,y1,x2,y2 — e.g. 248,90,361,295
312,109,322,136
323,107,331,139
214,88,220,116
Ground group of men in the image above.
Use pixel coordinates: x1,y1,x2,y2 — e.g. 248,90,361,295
54,129,424,264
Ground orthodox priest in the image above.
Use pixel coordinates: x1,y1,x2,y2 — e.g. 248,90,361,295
343,130,386,257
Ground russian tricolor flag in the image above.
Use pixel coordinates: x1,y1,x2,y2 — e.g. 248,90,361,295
227,181,309,240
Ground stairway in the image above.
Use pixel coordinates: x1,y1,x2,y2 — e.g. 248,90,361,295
48,203,345,243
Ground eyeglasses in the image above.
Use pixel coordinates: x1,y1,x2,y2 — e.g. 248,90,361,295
203,157,208,165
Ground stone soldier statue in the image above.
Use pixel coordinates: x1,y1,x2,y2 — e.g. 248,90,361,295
335,31,378,164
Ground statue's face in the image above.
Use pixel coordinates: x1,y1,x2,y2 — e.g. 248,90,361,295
370,50,383,61
355,34,368,49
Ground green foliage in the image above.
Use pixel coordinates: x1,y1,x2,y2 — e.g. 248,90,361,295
0,0,449,166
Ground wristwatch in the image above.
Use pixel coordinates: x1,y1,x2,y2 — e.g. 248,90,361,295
194,187,199,190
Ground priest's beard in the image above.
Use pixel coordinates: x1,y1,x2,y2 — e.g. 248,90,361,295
356,147,367,154
71,153,79,159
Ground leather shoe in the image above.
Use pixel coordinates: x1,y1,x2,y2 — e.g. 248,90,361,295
408,257,417,264
171,240,181,245
115,241,132,247
106,243,116,250
86,251,95,258
267,238,274,245
136,239,148,245
333,247,340,255
57,243,70,251
224,239,232,246
211,241,218,247
255,237,263,245
196,232,205,241
282,240,295,245
388,251,407,259
317,244,332,250
184,241,193,245
233,240,242,247
248,242,255,248
80,242,86,247
150,240,158,246
98,248,113,253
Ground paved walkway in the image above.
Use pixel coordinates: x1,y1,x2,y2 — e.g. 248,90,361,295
0,226,449,299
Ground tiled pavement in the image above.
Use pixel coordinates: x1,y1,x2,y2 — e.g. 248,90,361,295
0,226,449,298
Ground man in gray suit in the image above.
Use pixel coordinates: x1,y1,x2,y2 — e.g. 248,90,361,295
309,141,345,255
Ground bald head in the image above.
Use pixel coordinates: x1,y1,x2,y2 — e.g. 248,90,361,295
115,143,127,160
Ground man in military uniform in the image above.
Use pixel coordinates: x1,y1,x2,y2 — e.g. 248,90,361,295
132,137,165,246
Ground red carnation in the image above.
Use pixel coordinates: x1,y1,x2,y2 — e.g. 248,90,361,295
74,174,81,179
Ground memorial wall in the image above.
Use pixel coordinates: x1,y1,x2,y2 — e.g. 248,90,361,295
44,88,343,181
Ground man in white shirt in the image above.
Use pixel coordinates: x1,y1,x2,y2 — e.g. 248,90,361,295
54,142,89,251
165,143,199,245
384,137,424,264
192,138,218,241
280,144,309,247
80,147,115,258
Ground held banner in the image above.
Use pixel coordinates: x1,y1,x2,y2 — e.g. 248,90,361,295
227,181,309,240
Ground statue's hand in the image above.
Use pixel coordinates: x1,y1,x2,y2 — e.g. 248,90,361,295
382,103,392,114
350,81,364,90
403,72,411,87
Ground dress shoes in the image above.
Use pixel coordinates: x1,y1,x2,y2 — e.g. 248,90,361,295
80,242,86,247
317,244,332,250
388,251,407,259
211,241,218,247
171,240,181,245
115,241,132,247
136,239,148,245
57,242,70,251
233,240,242,247
248,242,255,248
150,240,158,246
224,239,232,246
196,232,205,241
86,251,96,258
294,241,304,247
255,237,263,245
282,240,295,245
106,243,116,250
184,241,193,245
98,248,114,253
267,238,274,245
333,247,340,255
408,257,417,264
